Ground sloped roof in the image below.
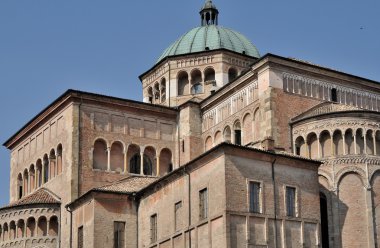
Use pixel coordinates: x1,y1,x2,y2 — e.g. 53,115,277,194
94,176,158,194
291,102,365,123
0,188,60,211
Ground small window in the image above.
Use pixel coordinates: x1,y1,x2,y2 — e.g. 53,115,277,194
199,188,208,220
175,201,183,231
78,226,84,248
331,88,338,102
286,186,297,217
150,214,157,243
296,146,301,156
249,182,261,213
235,130,242,145
182,140,185,152
114,222,125,248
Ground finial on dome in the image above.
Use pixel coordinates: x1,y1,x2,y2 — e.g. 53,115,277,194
200,0,219,26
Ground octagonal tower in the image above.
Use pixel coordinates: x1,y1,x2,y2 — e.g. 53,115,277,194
139,0,260,107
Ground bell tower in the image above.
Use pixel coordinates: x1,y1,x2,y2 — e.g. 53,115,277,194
200,0,219,26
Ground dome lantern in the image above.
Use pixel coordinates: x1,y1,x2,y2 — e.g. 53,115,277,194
200,0,219,26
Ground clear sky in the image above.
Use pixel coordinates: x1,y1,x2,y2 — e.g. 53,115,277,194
0,0,379,206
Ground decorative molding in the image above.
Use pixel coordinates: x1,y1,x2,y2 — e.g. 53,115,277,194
202,80,258,131
283,72,380,111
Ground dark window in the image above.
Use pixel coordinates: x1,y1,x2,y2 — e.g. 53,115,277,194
182,140,185,152
320,193,330,248
149,96,153,104
296,146,301,156
150,214,157,243
175,201,182,231
286,187,296,217
331,88,338,102
249,182,261,213
199,188,208,220
114,222,125,248
78,226,84,248
235,130,242,145
129,154,141,174
18,185,23,199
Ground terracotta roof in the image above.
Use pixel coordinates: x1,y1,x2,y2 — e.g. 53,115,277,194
94,176,158,194
0,188,60,211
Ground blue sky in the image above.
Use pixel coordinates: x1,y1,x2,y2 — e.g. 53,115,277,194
0,0,379,206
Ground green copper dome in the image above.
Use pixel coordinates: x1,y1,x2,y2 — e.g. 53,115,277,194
157,25,260,63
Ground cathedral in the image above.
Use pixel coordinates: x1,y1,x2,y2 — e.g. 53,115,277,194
1,1,380,248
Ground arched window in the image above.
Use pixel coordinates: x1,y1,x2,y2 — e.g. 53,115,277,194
214,131,222,146
356,129,365,154
144,146,156,176
147,87,153,104
253,108,261,141
295,136,306,156
127,144,141,174
110,142,124,172
49,149,56,178
49,216,59,236
57,144,63,174
161,78,166,103
37,217,47,236
205,136,213,151
43,154,49,183
154,82,160,102
36,159,43,187
228,68,238,83
26,217,36,237
307,133,318,159
333,130,344,156
9,221,16,240
320,131,332,157
242,113,253,145
3,223,9,241
234,121,242,145
366,130,375,155
17,173,23,199
223,126,232,143
129,154,141,174
93,139,108,170
191,69,203,95
345,129,355,155
17,219,25,238
178,71,189,96
204,68,215,83
159,148,173,176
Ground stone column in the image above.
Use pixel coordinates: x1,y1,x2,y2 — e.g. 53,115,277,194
317,136,321,158
42,165,45,184
364,131,368,155
107,147,111,171
156,155,160,177
373,132,377,156
140,152,144,175
354,133,357,155
123,146,128,174
342,134,346,155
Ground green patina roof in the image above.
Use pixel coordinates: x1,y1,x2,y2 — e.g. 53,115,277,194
157,25,260,63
